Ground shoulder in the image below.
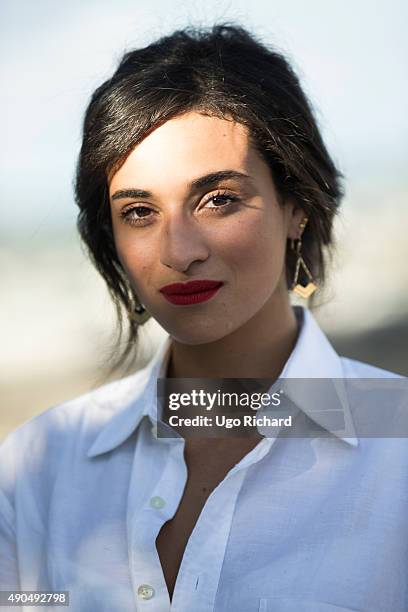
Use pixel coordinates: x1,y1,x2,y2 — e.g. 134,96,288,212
339,356,404,379
339,357,407,442
0,364,152,486
5,365,150,438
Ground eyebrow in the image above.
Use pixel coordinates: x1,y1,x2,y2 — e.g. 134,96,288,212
110,170,253,202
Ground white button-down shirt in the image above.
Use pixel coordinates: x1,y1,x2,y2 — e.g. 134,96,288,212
1,306,407,612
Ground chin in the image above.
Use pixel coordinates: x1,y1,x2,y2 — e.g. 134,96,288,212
165,319,237,346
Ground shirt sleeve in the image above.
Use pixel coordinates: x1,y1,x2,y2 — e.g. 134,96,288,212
0,487,19,590
0,430,20,592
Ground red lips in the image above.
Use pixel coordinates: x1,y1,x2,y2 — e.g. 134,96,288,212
160,280,223,305
160,280,222,295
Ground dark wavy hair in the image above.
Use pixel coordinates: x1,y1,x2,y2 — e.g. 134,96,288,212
74,23,344,376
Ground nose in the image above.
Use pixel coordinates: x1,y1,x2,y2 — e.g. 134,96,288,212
159,214,210,273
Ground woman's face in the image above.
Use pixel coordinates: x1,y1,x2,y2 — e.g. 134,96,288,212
109,111,304,345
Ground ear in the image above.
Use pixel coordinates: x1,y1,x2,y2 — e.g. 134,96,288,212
286,204,307,241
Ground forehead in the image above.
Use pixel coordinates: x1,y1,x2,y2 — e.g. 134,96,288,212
109,111,255,190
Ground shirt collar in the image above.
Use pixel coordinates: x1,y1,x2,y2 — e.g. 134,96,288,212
87,337,171,458
275,307,358,447
88,306,358,458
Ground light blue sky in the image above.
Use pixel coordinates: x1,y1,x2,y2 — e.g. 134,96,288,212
1,0,407,236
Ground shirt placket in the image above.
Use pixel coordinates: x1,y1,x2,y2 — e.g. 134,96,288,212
127,423,187,612
171,437,275,612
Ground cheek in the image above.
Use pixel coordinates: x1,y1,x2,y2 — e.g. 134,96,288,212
213,210,286,284
113,232,156,290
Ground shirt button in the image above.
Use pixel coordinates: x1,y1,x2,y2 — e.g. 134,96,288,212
137,584,155,600
150,496,165,509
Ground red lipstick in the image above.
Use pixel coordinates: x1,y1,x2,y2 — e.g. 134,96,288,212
160,280,223,305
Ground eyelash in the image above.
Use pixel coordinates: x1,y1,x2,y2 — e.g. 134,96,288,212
119,190,241,227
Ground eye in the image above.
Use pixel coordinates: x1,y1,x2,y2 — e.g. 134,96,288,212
119,205,154,226
201,190,240,211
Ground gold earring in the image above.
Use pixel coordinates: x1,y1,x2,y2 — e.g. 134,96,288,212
127,302,151,325
290,217,317,299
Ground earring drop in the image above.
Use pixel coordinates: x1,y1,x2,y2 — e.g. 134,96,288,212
127,301,151,324
290,218,317,299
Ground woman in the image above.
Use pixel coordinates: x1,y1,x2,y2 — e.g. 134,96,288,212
1,24,407,612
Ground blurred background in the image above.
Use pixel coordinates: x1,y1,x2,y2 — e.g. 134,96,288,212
1,0,407,440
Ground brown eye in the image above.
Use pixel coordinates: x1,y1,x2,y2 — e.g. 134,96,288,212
120,205,154,226
208,195,235,207
202,191,240,210
128,206,151,217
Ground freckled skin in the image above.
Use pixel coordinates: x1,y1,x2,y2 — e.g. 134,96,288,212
109,111,305,378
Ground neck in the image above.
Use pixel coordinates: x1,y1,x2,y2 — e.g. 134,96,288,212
167,290,301,380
